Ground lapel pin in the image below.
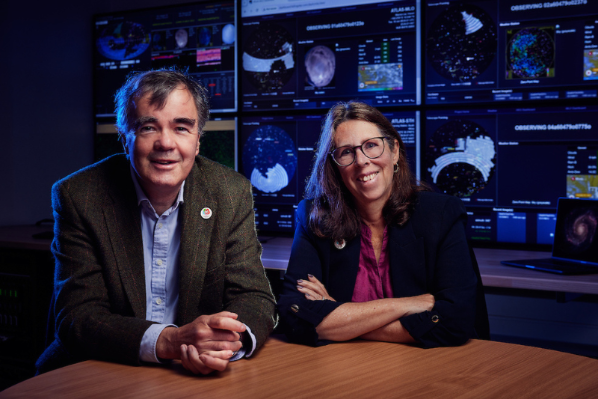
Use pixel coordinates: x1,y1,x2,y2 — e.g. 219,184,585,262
201,207,212,219
334,239,346,250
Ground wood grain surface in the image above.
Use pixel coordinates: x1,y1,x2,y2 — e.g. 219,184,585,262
3,336,597,398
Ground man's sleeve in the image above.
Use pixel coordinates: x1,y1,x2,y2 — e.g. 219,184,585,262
221,180,276,351
51,181,154,366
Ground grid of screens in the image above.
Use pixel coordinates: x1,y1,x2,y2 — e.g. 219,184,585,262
93,0,237,115
424,0,598,105
424,105,598,246
240,112,419,232
240,0,421,111
91,0,598,247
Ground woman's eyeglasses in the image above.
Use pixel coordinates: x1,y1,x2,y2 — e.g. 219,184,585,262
330,137,390,166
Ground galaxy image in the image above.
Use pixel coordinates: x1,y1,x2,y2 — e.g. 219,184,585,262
427,3,496,82
426,120,496,198
563,207,598,254
507,27,555,79
243,23,295,92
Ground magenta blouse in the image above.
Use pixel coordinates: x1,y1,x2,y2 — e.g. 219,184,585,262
351,224,394,302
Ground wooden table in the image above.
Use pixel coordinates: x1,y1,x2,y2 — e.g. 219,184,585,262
2,336,597,398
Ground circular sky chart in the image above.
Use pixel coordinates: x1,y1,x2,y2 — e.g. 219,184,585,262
426,120,496,197
243,23,295,92
508,27,554,78
96,21,150,61
242,125,298,193
427,3,496,82
305,45,336,88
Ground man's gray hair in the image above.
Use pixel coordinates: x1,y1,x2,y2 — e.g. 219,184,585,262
114,68,210,136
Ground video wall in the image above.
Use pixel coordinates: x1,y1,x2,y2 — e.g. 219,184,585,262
93,1,237,115
240,0,421,110
92,0,598,247
425,0,598,104
424,105,598,245
239,111,419,232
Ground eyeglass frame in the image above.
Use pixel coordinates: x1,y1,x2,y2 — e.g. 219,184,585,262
329,136,393,166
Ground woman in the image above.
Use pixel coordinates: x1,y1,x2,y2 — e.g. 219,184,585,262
277,102,488,348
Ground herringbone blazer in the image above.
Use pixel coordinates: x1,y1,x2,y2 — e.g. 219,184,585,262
37,154,276,373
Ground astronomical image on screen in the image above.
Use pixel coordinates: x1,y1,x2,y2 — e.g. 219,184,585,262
425,0,598,105
93,1,237,116
241,0,420,112
240,111,419,233
553,198,598,263
424,105,598,246
427,2,497,83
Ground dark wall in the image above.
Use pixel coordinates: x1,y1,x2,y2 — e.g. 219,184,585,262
0,0,200,226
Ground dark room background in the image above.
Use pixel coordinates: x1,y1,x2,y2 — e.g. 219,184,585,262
0,0,201,227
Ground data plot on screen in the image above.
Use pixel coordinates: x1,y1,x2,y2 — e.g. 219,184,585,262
425,105,598,246
93,1,238,115
241,0,420,111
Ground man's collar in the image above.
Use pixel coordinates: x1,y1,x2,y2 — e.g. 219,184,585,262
129,165,185,208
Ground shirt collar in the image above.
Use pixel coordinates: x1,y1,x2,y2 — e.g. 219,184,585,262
129,165,186,209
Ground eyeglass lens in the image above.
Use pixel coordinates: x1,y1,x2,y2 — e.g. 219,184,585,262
333,137,385,166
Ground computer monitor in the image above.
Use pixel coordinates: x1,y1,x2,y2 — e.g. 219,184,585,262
424,105,598,247
93,0,238,116
424,0,598,105
239,111,420,233
240,0,421,111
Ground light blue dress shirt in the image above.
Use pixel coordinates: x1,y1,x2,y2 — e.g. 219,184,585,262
130,168,254,363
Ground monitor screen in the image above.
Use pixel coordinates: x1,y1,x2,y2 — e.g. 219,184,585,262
94,117,237,170
240,111,420,233
240,0,421,111
93,1,237,116
424,0,598,105
423,105,598,247
552,198,598,264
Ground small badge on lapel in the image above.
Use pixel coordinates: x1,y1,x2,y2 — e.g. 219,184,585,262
334,239,346,250
201,207,212,219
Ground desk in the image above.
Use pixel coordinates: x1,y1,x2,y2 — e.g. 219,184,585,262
2,227,597,295
0,224,53,251
260,237,598,295
0,227,596,389
3,336,598,398
0,225,54,390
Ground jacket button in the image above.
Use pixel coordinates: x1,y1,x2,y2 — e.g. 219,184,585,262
291,304,299,313
431,315,439,323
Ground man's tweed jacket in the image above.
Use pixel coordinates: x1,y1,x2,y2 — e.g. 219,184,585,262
36,154,276,373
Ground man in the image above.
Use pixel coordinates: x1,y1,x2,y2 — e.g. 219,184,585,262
37,69,276,375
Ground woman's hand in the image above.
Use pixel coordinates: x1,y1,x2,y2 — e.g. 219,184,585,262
402,294,435,316
297,274,336,302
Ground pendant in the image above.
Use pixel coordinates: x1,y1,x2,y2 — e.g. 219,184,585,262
334,239,346,250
